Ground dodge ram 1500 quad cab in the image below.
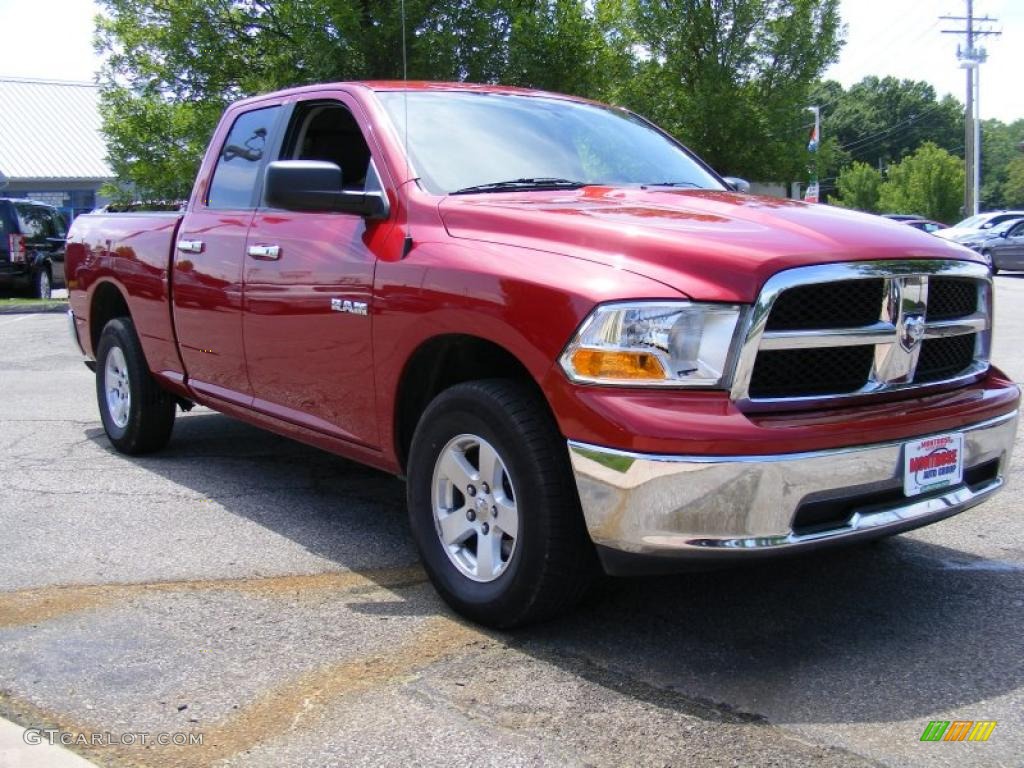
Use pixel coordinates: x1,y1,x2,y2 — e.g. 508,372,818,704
67,82,1019,627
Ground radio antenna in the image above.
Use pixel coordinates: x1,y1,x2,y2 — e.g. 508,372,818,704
400,0,413,257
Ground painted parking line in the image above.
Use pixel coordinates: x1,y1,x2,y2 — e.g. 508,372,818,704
0,315,35,328
0,717,99,768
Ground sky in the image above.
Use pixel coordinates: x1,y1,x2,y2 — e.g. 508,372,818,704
824,0,1024,123
0,0,1021,122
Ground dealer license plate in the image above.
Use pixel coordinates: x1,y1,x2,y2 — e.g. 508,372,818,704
903,433,964,497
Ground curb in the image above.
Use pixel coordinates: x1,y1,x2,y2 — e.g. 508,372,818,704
0,303,68,316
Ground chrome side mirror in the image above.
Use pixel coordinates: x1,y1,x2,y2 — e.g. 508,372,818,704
722,176,751,194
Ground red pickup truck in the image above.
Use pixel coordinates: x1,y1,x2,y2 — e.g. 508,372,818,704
67,82,1019,627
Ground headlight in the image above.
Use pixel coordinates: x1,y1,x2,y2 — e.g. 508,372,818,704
560,301,744,387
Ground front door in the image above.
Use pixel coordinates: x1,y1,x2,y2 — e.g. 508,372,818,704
242,96,391,448
172,104,282,405
1005,222,1024,269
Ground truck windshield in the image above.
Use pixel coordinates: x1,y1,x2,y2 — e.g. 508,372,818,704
378,91,724,196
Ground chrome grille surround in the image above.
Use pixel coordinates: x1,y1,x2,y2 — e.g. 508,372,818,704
730,260,992,409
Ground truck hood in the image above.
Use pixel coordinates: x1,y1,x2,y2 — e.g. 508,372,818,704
438,187,981,302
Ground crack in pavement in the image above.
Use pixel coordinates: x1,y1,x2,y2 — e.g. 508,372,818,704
0,614,491,768
0,567,428,629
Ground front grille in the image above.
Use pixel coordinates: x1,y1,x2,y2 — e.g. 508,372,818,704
916,334,976,382
734,262,991,405
766,279,885,331
749,346,875,398
927,277,977,320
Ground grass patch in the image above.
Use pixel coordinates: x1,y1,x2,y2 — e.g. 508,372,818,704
0,297,68,312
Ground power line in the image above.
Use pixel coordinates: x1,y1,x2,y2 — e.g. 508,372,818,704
839,102,947,154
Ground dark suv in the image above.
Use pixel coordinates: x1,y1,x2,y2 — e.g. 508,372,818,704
0,198,67,298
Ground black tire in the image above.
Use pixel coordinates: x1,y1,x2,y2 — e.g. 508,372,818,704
407,379,596,628
95,317,176,454
33,267,52,299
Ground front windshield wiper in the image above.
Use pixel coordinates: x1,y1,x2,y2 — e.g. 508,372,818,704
641,181,702,188
451,177,587,195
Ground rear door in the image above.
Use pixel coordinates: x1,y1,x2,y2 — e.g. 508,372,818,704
14,203,46,261
241,94,392,447
0,203,11,265
44,208,67,284
173,104,283,405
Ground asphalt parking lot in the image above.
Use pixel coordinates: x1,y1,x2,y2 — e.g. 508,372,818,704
1,278,1023,768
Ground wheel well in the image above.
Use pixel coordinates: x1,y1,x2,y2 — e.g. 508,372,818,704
394,335,542,472
90,282,131,353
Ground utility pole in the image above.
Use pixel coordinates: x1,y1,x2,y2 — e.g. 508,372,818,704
942,0,1000,217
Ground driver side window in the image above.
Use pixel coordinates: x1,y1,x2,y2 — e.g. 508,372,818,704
282,102,381,193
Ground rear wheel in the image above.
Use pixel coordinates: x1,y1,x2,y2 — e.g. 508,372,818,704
95,317,176,454
407,379,596,628
33,267,51,299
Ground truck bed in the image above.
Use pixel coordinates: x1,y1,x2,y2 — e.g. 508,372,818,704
67,211,186,383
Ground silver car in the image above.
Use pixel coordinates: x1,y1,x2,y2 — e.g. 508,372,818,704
980,219,1024,273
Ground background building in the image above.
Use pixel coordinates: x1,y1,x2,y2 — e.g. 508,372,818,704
0,77,113,221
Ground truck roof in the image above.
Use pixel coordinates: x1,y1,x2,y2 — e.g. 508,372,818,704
231,80,597,109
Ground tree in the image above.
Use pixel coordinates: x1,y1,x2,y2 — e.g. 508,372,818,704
980,118,1024,209
620,0,843,181
877,142,964,223
95,0,843,197
1004,156,1024,208
833,161,882,212
96,0,624,198
820,76,963,167
810,76,963,202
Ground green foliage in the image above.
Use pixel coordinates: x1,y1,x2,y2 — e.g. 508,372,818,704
620,0,843,180
980,118,1024,209
810,76,963,202
877,142,964,223
833,161,882,212
98,91,222,202
1004,156,1024,208
95,0,843,198
822,76,963,165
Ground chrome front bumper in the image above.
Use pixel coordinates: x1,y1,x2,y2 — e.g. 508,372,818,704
568,411,1018,568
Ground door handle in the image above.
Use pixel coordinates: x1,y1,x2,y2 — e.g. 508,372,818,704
177,240,204,254
247,244,281,260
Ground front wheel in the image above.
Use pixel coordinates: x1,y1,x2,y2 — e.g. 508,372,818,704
95,317,176,454
407,380,596,628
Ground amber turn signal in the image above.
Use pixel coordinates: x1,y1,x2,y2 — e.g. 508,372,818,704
569,349,666,380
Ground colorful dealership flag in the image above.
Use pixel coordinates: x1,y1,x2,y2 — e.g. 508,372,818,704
807,125,819,153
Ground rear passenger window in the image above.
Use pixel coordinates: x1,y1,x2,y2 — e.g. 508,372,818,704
207,106,281,209
50,211,67,238
15,204,46,241
33,207,57,239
